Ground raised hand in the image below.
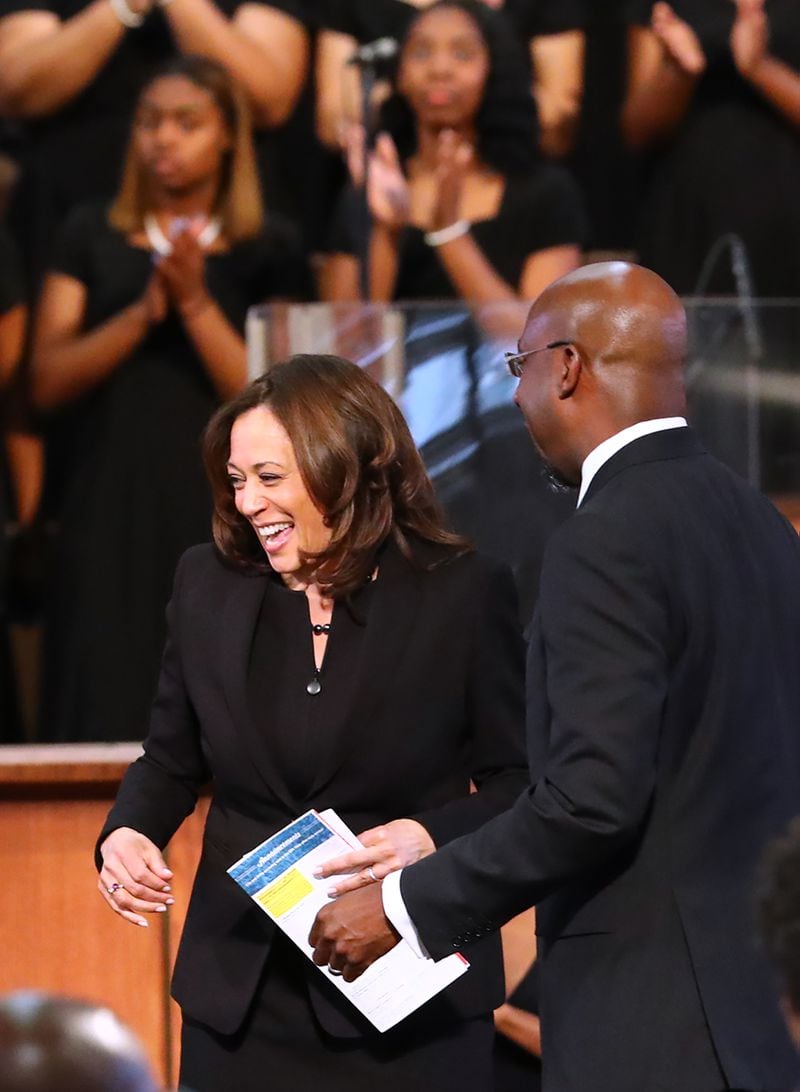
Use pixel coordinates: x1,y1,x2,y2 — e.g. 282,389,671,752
651,2,706,76
157,223,211,318
98,827,174,928
313,819,436,897
366,132,411,231
430,128,473,231
730,0,769,79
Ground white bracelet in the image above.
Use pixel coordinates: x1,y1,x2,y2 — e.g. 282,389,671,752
424,219,470,247
109,0,145,27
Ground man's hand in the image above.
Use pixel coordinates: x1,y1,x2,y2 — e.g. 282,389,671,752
309,884,401,982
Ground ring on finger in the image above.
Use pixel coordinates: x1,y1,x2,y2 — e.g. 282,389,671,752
107,882,125,896
365,866,378,883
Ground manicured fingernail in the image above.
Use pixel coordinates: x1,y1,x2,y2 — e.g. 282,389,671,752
327,887,338,897
136,919,148,928
161,884,172,892
313,868,322,877
155,905,167,913
165,897,174,905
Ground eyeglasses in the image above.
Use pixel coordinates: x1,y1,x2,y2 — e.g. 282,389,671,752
504,340,570,379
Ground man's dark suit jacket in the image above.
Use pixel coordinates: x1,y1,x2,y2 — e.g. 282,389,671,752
98,538,528,1039
402,428,800,1092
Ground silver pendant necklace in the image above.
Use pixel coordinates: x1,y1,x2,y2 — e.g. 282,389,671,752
307,622,331,696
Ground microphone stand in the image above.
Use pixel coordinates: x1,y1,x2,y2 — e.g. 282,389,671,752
354,59,379,301
692,233,763,486
347,40,397,301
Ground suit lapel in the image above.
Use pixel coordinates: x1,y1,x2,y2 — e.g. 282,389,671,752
306,539,423,799
220,571,297,812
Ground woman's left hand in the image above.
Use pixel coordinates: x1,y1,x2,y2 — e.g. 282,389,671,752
430,128,474,231
157,225,211,317
314,819,436,896
730,0,769,80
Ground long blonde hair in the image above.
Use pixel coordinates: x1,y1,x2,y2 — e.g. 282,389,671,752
109,55,264,243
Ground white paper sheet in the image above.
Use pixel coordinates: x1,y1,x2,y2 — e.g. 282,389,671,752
227,809,469,1032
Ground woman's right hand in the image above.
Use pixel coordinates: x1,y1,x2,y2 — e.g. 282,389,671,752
651,2,706,76
98,827,174,928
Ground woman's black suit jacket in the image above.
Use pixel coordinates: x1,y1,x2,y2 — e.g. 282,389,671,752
99,537,528,1038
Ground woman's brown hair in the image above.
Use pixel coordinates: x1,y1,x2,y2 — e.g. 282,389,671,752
203,354,470,597
109,55,264,243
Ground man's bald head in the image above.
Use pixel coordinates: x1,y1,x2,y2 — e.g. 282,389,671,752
0,993,159,1092
514,262,688,486
529,261,687,386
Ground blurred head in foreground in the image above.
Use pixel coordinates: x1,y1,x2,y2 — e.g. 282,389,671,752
0,992,159,1092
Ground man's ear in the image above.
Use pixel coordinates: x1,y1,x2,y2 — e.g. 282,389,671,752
557,344,581,400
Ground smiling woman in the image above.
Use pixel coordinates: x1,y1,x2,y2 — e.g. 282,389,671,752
226,404,333,585
203,353,465,594
96,352,529,1091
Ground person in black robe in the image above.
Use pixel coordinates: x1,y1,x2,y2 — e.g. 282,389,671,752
31,57,309,742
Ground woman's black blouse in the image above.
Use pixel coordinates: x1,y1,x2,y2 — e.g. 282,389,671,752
248,575,375,801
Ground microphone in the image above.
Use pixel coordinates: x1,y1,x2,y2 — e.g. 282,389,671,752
347,37,398,67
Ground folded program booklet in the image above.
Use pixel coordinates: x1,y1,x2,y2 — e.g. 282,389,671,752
227,809,469,1032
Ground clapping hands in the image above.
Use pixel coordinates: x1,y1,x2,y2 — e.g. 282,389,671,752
430,128,473,231
342,127,411,230
140,218,212,327
730,0,769,79
344,126,474,234
651,2,706,76
651,0,771,83
156,221,211,318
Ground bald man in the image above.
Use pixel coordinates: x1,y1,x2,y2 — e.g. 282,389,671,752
0,992,160,1092
310,263,800,1091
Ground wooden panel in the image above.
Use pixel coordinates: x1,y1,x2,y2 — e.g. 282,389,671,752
0,744,198,1088
0,743,142,784
0,794,172,1083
